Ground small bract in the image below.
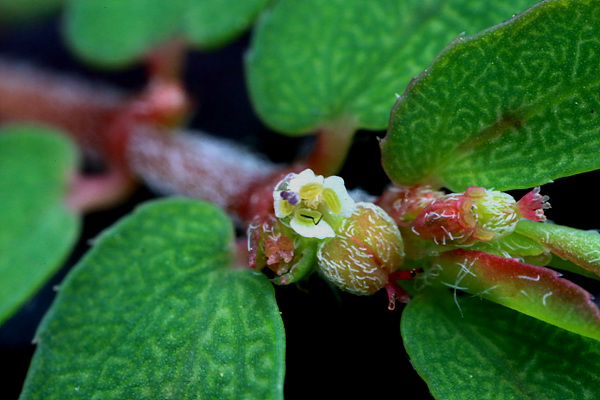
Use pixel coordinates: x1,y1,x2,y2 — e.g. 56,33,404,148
273,169,355,239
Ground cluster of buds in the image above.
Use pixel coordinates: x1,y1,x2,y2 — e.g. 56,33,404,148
411,186,550,246
248,169,551,309
247,215,297,277
250,169,415,308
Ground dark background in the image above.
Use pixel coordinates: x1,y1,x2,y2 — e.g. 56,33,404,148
1,12,599,400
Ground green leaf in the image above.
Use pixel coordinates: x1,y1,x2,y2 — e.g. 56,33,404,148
0,0,64,25
20,199,285,400
402,290,600,400
246,0,534,135
429,249,600,341
183,0,271,48
64,0,270,68
471,231,548,259
548,255,600,281
0,126,80,326
516,219,600,278
382,0,600,191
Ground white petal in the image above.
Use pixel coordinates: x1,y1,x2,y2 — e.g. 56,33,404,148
274,172,296,191
289,169,323,193
290,216,335,239
323,175,355,217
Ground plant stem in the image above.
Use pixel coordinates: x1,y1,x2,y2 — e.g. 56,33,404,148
145,38,187,82
299,118,357,176
0,57,124,151
126,128,281,222
67,168,137,213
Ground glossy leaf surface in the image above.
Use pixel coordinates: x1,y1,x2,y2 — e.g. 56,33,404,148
247,0,534,135
0,127,79,326
429,249,600,341
382,0,600,191
20,199,285,400
64,0,269,67
402,290,600,400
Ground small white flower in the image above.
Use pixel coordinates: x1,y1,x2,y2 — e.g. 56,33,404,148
273,169,355,239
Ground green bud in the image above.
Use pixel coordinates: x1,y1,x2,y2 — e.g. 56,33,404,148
316,202,404,296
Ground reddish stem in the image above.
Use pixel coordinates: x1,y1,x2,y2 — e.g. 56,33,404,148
296,118,357,176
0,56,353,222
0,54,191,213
145,38,187,82
66,168,137,213
0,57,124,152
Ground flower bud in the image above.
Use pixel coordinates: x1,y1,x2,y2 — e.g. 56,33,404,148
412,193,478,245
247,215,317,284
468,187,519,240
377,185,444,225
316,203,405,297
411,186,551,246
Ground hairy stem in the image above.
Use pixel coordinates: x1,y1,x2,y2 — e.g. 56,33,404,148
126,127,284,222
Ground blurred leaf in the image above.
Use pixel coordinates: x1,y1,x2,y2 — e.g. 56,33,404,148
516,219,600,278
430,249,600,341
0,126,79,326
64,0,270,67
20,199,285,400
382,0,600,191
184,0,271,48
402,290,600,400
0,0,64,25
246,0,534,135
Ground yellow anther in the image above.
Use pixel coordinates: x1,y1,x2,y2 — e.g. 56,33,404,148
458,198,474,213
460,212,477,228
322,187,342,214
299,182,323,199
465,186,487,199
279,200,294,216
295,208,324,226
472,226,495,241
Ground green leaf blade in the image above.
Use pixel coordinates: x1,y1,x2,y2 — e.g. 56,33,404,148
382,0,600,191
432,249,600,341
402,290,600,400
20,199,285,400
64,0,183,68
516,220,600,278
247,0,534,135
184,0,270,49
0,126,80,326
64,0,269,68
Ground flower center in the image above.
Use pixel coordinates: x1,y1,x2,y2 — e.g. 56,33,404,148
295,208,324,227
299,182,323,199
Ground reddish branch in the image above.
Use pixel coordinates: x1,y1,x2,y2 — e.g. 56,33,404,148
0,41,356,219
0,55,291,218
